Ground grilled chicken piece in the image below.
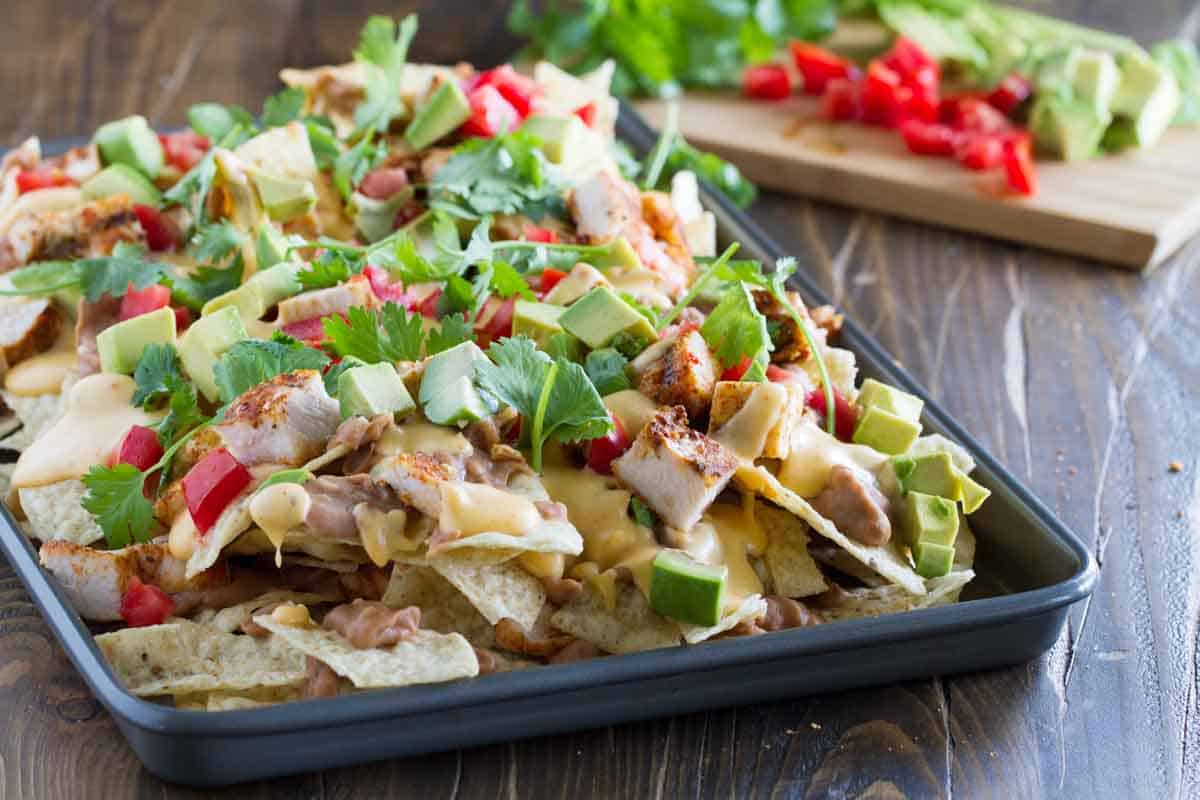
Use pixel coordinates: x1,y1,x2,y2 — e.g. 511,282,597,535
304,474,406,541
0,297,61,366
277,274,376,326
810,465,893,546
640,191,695,275
39,539,227,622
371,452,464,518
43,144,102,184
0,194,143,271
707,380,798,461
74,294,121,377
632,329,718,423
185,371,341,468
611,405,738,531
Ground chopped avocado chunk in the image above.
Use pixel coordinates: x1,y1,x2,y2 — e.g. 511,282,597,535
201,283,268,322
93,115,164,179
649,549,727,627
202,262,303,320
96,306,176,375
852,405,921,455
178,305,249,401
903,491,960,548
418,341,498,426
81,164,162,207
544,263,611,306
590,237,642,271
256,223,291,270
957,474,990,515
856,378,923,423
512,300,567,348
1110,50,1182,148
1071,51,1120,117
559,286,656,351
1030,94,1110,161
520,114,608,178
913,541,956,579
892,451,989,514
338,362,416,421
351,190,412,244
249,170,317,223
405,80,471,150
249,261,304,305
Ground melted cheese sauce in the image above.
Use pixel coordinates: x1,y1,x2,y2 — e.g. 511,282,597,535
168,512,198,561
10,373,159,489
377,420,472,458
354,503,409,567
703,495,767,609
4,326,75,397
249,482,312,566
439,482,540,537
778,419,887,498
712,382,788,461
603,390,659,439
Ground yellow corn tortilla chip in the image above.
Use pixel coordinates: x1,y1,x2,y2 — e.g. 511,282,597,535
679,593,767,644
96,620,306,697
382,563,496,646
191,590,343,634
433,473,584,558
17,479,104,545
819,570,975,623
185,490,254,579
550,583,681,654
0,389,63,448
253,615,478,689
738,465,926,595
429,551,546,631
229,527,369,564
755,500,827,598
173,685,303,711
809,545,887,588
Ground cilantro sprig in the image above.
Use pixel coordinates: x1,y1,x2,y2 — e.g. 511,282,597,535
701,281,770,381
353,14,419,138
430,131,567,220
212,334,332,405
324,304,424,363
0,243,170,301
475,336,611,472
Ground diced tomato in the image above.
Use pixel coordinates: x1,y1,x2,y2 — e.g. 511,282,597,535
364,264,411,304
417,288,443,319
173,306,192,333
861,61,909,127
1003,134,1037,195
523,225,559,244
358,166,409,200
790,42,857,95
720,356,753,382
822,78,860,121
114,425,164,472
586,416,630,475
743,64,792,101
475,296,515,345
460,84,521,138
182,448,252,534
987,73,1034,116
132,204,177,252
119,577,175,628
956,133,1005,171
882,37,940,84
15,169,75,194
765,364,800,383
573,102,597,127
118,282,172,321
540,268,568,294
942,96,1010,135
901,86,940,124
159,130,210,173
473,64,540,117
805,387,858,442
900,120,958,157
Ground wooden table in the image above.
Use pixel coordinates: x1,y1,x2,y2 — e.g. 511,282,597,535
0,2,1196,797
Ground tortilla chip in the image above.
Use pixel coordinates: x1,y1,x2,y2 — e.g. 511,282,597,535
18,480,104,545
382,563,496,646
0,389,63,447
679,593,767,644
755,500,827,598
550,583,681,654
820,570,975,623
229,527,368,564
434,473,584,558
96,620,306,697
809,545,887,588
253,616,478,689
173,685,303,711
739,465,926,595
191,590,342,634
955,516,976,571
909,433,976,473
430,551,546,631
185,490,254,578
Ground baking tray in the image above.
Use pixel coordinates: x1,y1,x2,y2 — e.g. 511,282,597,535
0,111,1097,786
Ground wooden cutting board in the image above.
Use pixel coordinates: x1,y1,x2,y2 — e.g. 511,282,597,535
636,92,1200,270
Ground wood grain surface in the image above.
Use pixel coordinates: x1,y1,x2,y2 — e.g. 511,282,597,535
0,1,1197,798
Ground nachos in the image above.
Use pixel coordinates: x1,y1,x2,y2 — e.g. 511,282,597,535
0,14,987,708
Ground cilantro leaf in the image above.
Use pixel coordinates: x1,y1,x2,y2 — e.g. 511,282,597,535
261,87,306,127
333,134,382,201
0,260,80,297
81,464,155,548
490,260,536,301
322,355,366,396
166,256,244,312
630,495,657,529
189,220,244,263
305,119,340,170
541,355,614,443
76,245,172,302
390,234,459,284
584,348,631,396
353,14,419,137
430,131,566,220
188,102,256,141
323,303,425,364
426,315,475,355
213,337,331,404
132,344,187,408
297,249,364,290
700,281,770,379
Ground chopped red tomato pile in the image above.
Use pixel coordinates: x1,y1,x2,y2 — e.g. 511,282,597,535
742,37,1038,196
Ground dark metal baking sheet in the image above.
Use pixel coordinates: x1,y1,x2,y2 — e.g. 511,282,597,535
0,113,1096,786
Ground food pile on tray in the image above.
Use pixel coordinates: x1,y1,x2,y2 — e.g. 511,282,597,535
0,14,986,710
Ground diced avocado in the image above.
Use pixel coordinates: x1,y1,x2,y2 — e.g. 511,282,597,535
418,341,498,427
202,262,303,320
405,80,471,150
590,237,642,271
544,263,611,306
250,261,304,305
201,282,268,322
1030,94,1109,161
520,114,608,178
249,170,317,223
93,115,164,179
80,164,162,207
559,286,656,351
188,103,239,141
234,122,318,182
1152,39,1200,126
856,378,923,423
96,306,177,374
649,549,727,627
1110,51,1181,148
178,305,249,401
338,362,416,421
1071,51,1120,117
1034,46,1084,98
903,491,960,548
893,452,991,515
958,474,990,515
913,541,956,579
255,223,291,270
512,301,566,348
852,406,921,456
351,190,411,244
